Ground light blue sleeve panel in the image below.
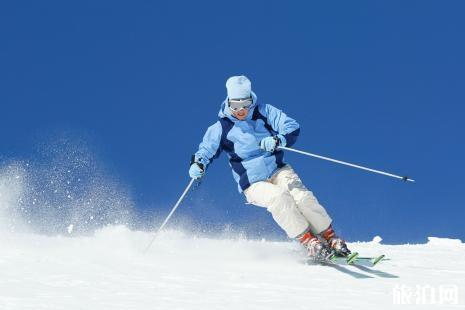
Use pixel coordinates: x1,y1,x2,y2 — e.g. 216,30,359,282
194,121,223,167
264,104,300,147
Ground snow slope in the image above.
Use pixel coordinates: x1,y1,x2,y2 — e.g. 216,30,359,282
1,227,464,310
1,160,463,309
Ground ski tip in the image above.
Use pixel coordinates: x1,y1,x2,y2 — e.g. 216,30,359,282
371,254,386,266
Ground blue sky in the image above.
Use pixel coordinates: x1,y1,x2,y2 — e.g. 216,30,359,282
1,1,464,243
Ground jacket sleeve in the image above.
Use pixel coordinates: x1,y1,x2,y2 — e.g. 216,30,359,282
264,104,300,147
194,121,223,168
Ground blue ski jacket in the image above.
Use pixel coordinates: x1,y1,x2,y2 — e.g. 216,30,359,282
194,92,300,193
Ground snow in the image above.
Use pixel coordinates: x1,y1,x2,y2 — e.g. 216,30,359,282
67,224,74,234
0,226,464,310
1,160,464,309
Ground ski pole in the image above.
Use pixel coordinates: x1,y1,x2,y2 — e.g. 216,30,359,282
279,146,414,182
144,178,196,253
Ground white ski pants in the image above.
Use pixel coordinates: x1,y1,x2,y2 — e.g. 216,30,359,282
244,165,332,238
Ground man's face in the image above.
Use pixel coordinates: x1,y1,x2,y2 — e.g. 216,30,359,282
232,108,249,120
228,96,252,121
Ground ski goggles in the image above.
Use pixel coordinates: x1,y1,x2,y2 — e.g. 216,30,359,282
228,97,253,111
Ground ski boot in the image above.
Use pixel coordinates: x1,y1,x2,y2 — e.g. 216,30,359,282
320,225,351,257
298,230,334,261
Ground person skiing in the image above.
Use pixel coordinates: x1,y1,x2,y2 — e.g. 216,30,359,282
189,75,351,260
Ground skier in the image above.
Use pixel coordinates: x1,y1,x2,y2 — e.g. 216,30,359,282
189,75,351,259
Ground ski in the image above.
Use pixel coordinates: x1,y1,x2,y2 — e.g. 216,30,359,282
328,253,387,267
307,252,357,265
353,254,386,267
329,252,359,265
306,251,387,267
